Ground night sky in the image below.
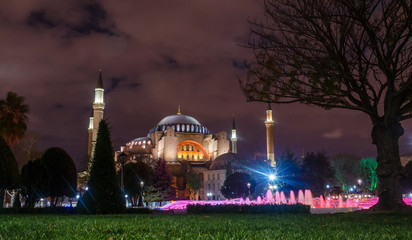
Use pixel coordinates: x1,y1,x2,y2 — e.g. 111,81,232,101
1,0,412,169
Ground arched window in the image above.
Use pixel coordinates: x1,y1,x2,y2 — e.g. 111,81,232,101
191,125,194,132
162,125,165,131
182,124,185,132
176,124,180,132
186,124,190,132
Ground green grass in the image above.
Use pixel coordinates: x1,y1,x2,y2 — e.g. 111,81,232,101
0,213,411,240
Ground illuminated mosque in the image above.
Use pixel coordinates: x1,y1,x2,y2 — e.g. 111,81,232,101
86,70,276,199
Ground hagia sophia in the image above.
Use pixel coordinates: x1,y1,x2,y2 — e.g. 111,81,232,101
85,70,276,200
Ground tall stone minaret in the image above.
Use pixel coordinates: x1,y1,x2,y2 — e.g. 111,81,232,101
265,103,275,168
88,69,105,170
87,110,93,157
231,114,237,154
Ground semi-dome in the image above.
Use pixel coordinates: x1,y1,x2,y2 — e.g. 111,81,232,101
148,114,210,135
209,152,248,170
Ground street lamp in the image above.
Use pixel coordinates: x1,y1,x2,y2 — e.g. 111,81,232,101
139,181,144,207
247,182,251,198
207,192,212,200
269,174,276,181
119,152,127,192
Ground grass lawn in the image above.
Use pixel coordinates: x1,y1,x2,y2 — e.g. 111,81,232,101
0,213,411,240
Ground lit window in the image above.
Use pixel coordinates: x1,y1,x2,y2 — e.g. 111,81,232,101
143,141,146,144
182,124,185,132
191,125,194,132
177,124,180,132
138,141,141,145
187,125,190,132
148,141,151,145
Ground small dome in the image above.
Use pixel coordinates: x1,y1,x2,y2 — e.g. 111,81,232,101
148,114,210,135
210,153,242,170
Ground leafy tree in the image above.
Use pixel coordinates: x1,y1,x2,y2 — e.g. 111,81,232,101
123,161,153,206
242,0,412,211
80,120,124,214
276,149,303,192
330,153,361,190
220,172,255,199
301,152,334,196
0,136,19,207
0,92,29,147
150,159,175,203
40,147,77,206
186,169,202,200
360,157,379,192
21,159,47,207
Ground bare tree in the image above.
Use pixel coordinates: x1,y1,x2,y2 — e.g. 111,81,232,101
241,0,412,211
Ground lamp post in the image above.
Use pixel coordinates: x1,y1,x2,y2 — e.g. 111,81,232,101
119,152,127,192
139,181,144,207
247,182,251,198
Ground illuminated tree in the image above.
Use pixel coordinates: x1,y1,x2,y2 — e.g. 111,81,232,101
360,157,378,191
242,0,412,211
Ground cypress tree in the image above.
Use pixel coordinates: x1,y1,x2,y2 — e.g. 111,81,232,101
0,136,19,208
80,120,124,214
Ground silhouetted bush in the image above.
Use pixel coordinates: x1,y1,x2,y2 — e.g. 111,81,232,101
186,203,310,214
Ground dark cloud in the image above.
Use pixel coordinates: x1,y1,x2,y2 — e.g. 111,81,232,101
26,10,55,29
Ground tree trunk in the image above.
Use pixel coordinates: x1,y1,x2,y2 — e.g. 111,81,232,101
0,189,4,208
371,121,410,212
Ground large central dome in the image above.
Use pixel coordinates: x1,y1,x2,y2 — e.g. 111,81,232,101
148,114,210,135
157,114,201,126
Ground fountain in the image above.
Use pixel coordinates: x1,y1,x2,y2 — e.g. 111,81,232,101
159,189,412,214
289,191,296,204
298,190,304,204
275,191,280,204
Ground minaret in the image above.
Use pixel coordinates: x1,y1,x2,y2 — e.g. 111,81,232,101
231,114,237,154
87,110,93,157
265,103,275,168
88,69,105,170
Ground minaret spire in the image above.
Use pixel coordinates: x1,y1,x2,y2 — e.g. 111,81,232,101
265,102,275,168
231,113,237,154
97,68,103,89
88,68,105,172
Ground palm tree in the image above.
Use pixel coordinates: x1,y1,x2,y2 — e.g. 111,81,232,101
0,92,29,147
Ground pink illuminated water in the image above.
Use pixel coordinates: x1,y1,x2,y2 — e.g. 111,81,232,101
160,189,412,211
